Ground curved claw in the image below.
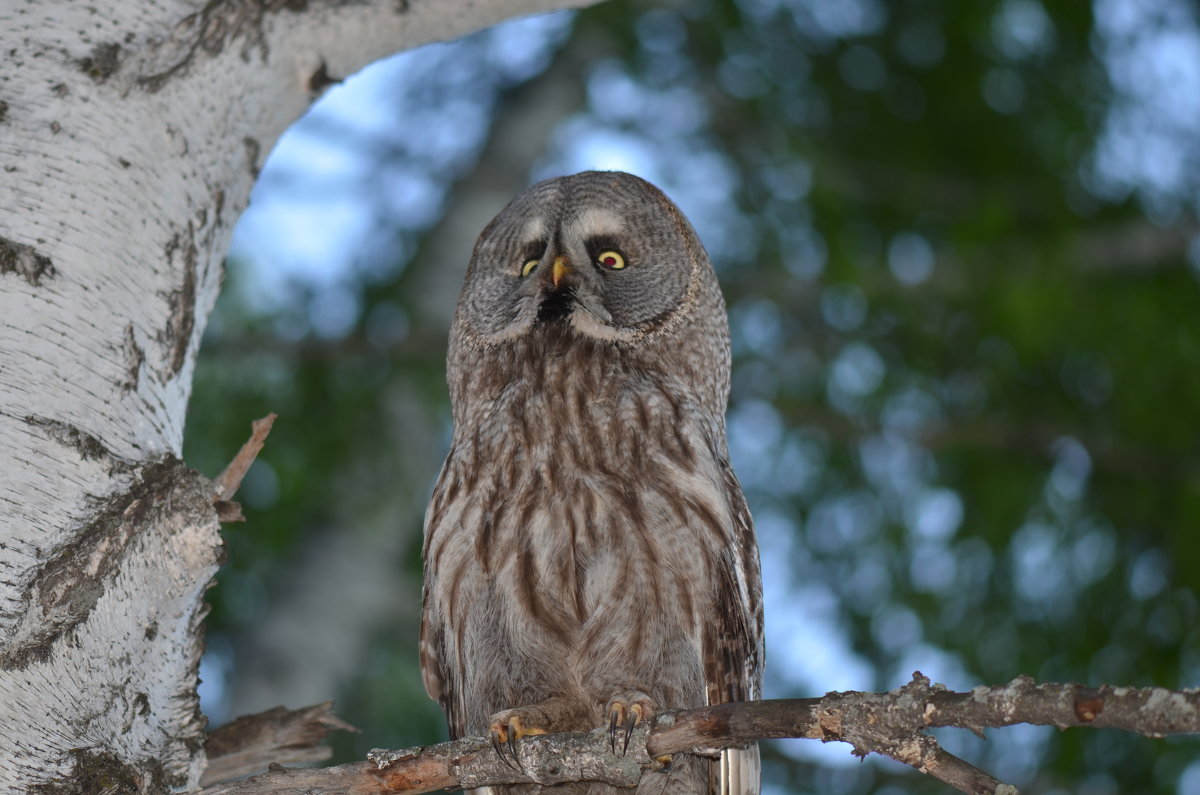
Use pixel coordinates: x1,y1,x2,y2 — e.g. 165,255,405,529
607,701,645,756
606,692,654,758
608,702,624,755
508,727,520,765
622,703,642,755
491,728,516,770
489,713,546,769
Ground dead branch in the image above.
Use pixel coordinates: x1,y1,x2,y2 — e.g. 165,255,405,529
202,702,359,786
194,673,1200,795
213,412,277,522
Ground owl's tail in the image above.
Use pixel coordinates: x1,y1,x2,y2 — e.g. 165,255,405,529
718,744,761,795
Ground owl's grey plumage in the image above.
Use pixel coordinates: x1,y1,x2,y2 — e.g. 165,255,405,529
420,171,763,794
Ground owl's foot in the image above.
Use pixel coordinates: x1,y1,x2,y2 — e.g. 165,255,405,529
605,689,656,756
487,707,550,769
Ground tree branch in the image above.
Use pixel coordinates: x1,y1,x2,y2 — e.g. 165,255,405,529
215,413,278,502
202,702,358,786
213,412,277,522
193,673,1200,795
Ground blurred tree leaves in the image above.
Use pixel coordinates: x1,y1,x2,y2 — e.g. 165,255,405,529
185,0,1200,792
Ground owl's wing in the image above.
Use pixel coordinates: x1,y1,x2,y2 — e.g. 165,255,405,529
419,589,465,739
705,460,765,795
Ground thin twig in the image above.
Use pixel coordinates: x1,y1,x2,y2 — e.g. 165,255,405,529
213,412,277,521
215,413,277,500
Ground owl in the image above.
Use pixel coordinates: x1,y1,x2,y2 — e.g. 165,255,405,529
419,171,763,795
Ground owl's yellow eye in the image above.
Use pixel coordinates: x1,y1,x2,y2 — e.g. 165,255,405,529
597,250,626,270
521,259,539,277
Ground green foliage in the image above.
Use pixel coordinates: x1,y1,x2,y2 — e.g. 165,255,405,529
186,0,1200,791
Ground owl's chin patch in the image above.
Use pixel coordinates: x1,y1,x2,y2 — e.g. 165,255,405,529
536,288,574,323
527,287,644,344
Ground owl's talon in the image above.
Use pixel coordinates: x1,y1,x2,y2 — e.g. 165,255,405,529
605,691,655,757
507,730,520,765
488,711,547,769
622,703,641,754
490,726,516,769
489,720,517,769
608,704,622,754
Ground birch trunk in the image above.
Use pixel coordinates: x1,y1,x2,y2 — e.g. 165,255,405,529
0,0,593,790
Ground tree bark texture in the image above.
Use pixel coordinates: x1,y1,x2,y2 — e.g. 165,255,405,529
0,0,595,790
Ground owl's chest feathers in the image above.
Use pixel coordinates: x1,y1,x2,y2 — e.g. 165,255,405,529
467,340,707,480
434,349,730,635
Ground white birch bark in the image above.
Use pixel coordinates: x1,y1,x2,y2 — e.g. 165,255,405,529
0,0,594,790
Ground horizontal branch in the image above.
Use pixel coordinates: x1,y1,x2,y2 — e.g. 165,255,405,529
924,675,1200,736
195,673,1200,795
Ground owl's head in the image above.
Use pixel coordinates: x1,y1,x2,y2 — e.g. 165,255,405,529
451,171,725,349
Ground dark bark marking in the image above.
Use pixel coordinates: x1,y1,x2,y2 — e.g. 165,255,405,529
79,42,122,83
166,124,189,157
136,0,313,92
31,747,169,794
0,100,8,123
161,225,198,377
0,236,56,285
243,136,261,180
122,323,144,392
24,416,121,464
307,60,340,95
0,458,210,673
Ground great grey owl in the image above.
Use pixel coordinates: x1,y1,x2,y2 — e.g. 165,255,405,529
420,171,763,794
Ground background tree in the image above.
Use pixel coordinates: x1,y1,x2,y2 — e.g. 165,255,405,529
187,0,1200,793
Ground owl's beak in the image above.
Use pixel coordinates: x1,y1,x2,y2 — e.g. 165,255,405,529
551,256,569,289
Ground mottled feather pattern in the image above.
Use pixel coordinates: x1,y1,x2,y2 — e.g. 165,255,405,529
420,172,762,794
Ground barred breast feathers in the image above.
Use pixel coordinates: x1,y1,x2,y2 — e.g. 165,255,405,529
423,330,739,662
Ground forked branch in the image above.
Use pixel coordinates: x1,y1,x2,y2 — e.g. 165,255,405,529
197,673,1200,795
